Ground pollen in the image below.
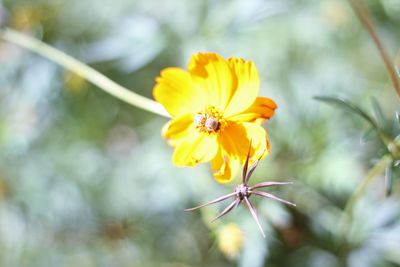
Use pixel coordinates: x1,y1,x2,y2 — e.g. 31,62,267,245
194,106,226,133
194,114,206,126
205,117,220,131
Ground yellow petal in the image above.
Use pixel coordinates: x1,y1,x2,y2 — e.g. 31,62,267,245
211,149,241,183
162,113,195,146
153,67,207,116
224,58,260,117
188,53,235,111
228,97,277,124
220,122,269,163
172,131,218,167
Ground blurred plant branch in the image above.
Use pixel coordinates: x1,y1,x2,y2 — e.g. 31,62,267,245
338,155,392,238
348,0,400,98
0,27,170,118
314,96,400,159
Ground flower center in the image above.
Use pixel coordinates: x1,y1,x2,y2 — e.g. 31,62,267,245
194,106,226,134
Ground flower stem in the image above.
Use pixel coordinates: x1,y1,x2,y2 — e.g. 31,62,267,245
0,27,170,118
338,155,392,238
348,0,400,98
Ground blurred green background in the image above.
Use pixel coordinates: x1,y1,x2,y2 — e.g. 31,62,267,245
1,0,400,266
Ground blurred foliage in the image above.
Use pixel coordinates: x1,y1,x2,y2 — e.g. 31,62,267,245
1,0,400,266
314,96,400,195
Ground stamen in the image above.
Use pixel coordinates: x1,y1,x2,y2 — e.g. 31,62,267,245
194,114,206,126
194,106,226,133
205,117,220,131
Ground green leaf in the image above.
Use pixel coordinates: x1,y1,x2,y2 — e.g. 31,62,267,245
361,126,377,143
385,164,393,196
371,98,385,129
314,96,378,129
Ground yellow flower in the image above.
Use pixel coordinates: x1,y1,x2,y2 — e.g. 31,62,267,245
217,223,244,259
153,52,277,183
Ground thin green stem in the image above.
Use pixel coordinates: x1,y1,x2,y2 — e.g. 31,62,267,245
338,155,392,239
0,27,170,118
348,0,400,98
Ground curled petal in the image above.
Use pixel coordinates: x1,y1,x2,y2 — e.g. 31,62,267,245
211,149,241,183
172,132,218,167
229,97,277,124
